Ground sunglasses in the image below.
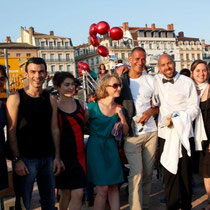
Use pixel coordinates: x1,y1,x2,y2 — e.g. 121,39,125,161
107,83,122,89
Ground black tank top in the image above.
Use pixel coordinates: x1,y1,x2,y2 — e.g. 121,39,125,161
16,89,54,158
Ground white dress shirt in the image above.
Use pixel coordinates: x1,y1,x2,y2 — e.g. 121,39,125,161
153,72,199,174
154,72,199,139
130,72,157,135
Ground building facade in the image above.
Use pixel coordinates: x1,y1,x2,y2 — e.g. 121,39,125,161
177,32,203,70
17,27,76,76
202,40,210,64
0,36,38,59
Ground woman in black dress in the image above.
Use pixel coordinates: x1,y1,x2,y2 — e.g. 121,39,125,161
191,60,210,210
53,72,86,210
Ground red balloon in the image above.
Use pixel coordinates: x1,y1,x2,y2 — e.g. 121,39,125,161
96,21,110,35
81,62,90,71
97,45,109,57
89,23,97,36
77,61,84,69
90,35,100,47
78,69,83,77
110,27,123,40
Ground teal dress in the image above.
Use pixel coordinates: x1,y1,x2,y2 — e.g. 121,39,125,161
86,102,124,186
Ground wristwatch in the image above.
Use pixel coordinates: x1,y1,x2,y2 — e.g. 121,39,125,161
12,156,21,163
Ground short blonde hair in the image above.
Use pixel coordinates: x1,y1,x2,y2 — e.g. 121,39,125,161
96,73,122,99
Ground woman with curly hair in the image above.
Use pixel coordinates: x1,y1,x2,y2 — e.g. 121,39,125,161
85,73,128,210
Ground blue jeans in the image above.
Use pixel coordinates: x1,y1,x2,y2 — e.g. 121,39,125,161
13,157,55,210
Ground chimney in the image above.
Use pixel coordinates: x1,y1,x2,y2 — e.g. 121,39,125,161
178,32,184,37
167,24,171,30
122,22,129,31
151,23,155,30
6,36,11,43
29,27,34,45
145,24,148,29
201,39,205,45
171,24,174,30
50,31,54,36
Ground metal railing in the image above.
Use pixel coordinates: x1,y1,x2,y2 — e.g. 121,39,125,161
81,71,97,101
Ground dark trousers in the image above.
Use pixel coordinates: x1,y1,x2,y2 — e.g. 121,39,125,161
159,138,194,210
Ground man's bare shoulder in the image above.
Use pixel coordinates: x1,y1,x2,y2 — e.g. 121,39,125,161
7,92,20,103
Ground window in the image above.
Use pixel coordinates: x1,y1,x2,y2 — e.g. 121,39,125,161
141,43,144,48
192,54,195,60
50,54,54,61
115,53,118,59
26,53,31,57
66,54,70,61
96,57,99,64
67,65,71,72
49,42,53,49
16,53,21,57
180,54,183,61
197,54,200,59
58,54,62,61
42,54,46,60
164,43,167,50
121,53,125,59
91,58,94,65
186,54,189,61
157,42,160,50
40,41,45,48
65,42,69,48
57,42,61,49
59,65,63,71
149,43,152,50
51,65,55,73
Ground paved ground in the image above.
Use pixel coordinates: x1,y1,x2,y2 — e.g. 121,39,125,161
28,172,209,210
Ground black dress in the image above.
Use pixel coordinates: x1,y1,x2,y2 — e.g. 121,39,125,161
56,99,86,189
200,98,210,178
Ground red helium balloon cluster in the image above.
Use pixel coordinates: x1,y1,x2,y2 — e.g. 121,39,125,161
77,61,90,77
89,21,124,57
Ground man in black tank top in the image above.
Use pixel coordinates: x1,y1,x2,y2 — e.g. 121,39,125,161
6,57,64,210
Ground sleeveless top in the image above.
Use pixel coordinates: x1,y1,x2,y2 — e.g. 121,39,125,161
58,99,86,173
16,89,54,158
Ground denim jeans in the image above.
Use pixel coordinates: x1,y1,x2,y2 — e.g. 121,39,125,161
13,157,55,210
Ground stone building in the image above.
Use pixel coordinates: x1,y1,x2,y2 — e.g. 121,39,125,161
17,27,76,76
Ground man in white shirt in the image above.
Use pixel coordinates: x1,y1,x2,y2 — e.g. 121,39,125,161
154,54,199,210
117,47,159,210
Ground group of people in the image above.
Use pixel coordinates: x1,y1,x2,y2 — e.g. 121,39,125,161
0,46,209,210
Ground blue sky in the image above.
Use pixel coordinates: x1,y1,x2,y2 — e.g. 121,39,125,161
1,0,210,46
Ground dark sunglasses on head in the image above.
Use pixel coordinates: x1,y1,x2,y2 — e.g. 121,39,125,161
107,83,122,89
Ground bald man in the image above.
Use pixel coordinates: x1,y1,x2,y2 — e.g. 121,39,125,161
154,54,199,210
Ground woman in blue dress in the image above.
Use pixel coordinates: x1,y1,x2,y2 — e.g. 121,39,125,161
0,65,8,191
85,73,129,210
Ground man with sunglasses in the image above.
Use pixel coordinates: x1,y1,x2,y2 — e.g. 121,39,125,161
6,57,64,210
116,47,158,210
